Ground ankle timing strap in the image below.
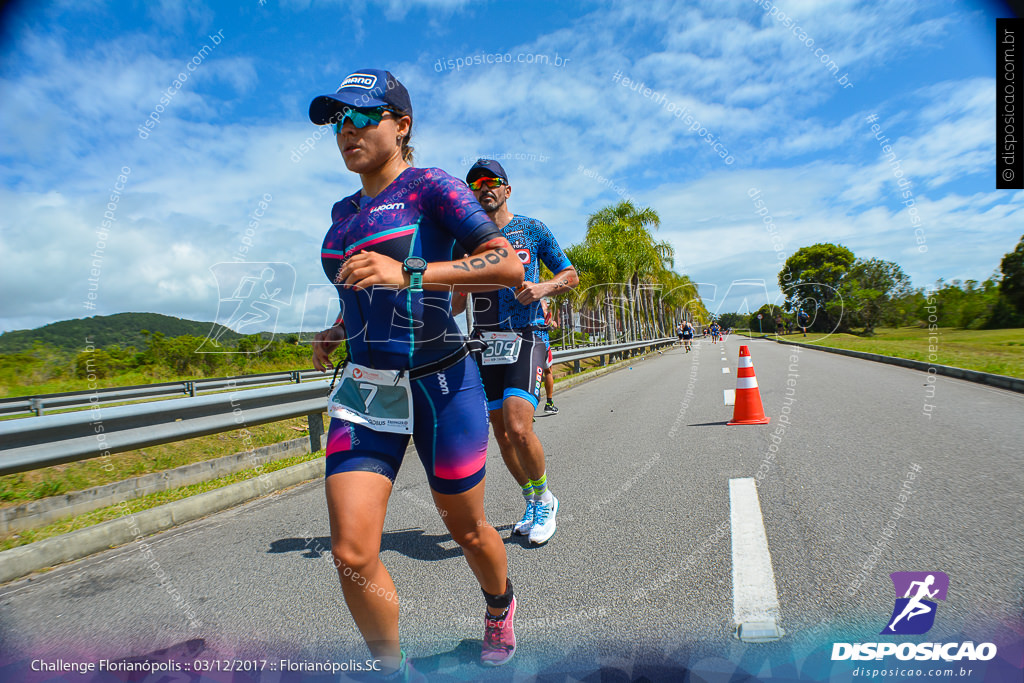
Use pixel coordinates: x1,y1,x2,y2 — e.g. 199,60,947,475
482,578,514,610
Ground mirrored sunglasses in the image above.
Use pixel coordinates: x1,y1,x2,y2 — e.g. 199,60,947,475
467,176,506,191
333,106,395,132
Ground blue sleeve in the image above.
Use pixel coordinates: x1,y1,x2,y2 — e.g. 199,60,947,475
535,220,572,274
421,168,502,254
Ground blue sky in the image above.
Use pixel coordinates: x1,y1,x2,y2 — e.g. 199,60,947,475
0,0,1020,335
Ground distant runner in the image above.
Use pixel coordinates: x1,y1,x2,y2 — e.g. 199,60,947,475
798,308,809,337
681,321,694,352
541,298,558,414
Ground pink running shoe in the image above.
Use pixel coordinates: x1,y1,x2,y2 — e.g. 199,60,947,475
481,596,517,666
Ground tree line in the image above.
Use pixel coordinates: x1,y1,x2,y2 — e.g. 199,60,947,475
727,236,1024,334
72,331,314,379
0,332,314,392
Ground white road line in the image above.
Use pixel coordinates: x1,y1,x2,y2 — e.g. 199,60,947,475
729,477,781,627
724,389,735,405
722,367,730,373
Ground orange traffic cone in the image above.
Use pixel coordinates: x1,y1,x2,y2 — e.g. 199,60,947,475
728,345,770,425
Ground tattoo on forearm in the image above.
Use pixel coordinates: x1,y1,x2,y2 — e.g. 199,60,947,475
452,243,509,273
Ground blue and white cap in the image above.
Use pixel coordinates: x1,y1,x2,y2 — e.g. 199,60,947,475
466,158,509,184
309,69,413,125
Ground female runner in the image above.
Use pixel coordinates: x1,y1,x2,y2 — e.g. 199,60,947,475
309,69,523,678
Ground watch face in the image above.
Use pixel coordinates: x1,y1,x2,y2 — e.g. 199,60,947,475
405,256,427,271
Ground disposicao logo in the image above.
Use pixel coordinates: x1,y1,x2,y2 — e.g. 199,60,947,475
882,571,947,635
831,571,997,662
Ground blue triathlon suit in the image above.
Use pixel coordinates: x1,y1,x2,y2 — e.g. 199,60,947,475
470,215,572,411
321,167,502,494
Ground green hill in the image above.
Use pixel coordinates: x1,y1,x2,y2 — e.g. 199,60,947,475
0,313,247,353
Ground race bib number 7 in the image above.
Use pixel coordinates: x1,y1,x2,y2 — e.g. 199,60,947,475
327,363,413,434
480,331,522,366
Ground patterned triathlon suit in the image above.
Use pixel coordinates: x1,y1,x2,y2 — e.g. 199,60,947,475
471,215,572,410
321,167,502,494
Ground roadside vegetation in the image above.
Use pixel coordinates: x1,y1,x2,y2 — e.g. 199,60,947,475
764,327,1024,379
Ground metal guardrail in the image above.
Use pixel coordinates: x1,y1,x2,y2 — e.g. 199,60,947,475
0,369,323,418
0,382,329,477
551,338,673,366
0,337,674,476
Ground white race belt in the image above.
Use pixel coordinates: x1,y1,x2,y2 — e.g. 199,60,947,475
327,361,413,434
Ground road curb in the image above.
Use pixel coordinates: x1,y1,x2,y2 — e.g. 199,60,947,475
0,458,325,585
755,336,1024,394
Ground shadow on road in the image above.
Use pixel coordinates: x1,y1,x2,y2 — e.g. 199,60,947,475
406,638,482,677
268,525,525,562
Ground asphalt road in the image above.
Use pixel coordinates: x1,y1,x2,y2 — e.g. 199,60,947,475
1,338,1022,682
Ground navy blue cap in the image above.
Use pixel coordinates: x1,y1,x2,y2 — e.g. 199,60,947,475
466,158,508,184
309,69,413,125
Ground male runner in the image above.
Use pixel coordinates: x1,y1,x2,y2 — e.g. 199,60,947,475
709,320,721,343
456,159,578,545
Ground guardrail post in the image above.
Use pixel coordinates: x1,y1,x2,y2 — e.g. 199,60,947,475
599,354,605,366
573,359,581,374
307,412,325,452
30,399,44,417
291,371,300,384
184,381,195,398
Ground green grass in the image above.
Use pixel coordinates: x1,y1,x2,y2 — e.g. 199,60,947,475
762,327,1024,379
0,450,323,552
0,414,329,506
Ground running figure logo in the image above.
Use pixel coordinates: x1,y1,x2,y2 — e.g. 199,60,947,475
200,263,295,352
881,571,949,635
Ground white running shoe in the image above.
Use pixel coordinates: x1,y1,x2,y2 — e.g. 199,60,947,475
529,495,558,545
512,499,536,536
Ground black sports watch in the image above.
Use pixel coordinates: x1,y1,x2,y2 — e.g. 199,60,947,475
403,256,427,291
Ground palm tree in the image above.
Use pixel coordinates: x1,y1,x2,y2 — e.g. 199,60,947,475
553,201,708,346
584,201,675,339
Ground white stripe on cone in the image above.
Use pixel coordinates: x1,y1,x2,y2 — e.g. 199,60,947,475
736,377,758,389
